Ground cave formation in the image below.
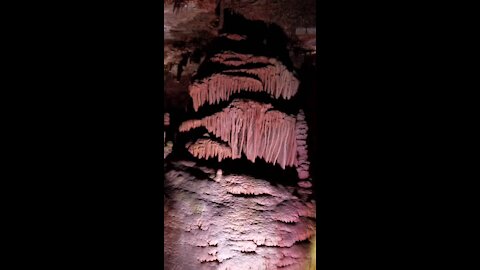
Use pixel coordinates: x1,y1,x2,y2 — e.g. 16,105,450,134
164,1,316,269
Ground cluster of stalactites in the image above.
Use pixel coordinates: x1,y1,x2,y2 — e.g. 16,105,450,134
180,99,298,169
189,51,299,111
186,138,233,162
189,74,264,111
164,113,170,126
295,110,310,180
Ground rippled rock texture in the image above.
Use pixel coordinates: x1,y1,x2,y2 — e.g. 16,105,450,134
164,161,316,270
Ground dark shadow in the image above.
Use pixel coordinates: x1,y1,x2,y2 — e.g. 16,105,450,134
193,8,295,79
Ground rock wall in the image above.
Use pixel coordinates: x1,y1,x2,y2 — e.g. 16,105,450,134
164,161,316,270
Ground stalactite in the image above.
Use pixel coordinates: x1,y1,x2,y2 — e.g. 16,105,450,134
189,74,264,111
187,138,233,161
295,110,310,180
189,52,299,111
172,0,187,14
180,99,298,169
222,62,299,99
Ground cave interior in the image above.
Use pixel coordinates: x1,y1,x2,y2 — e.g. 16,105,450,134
164,1,317,269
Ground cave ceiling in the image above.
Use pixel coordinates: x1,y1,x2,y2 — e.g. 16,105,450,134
164,0,316,111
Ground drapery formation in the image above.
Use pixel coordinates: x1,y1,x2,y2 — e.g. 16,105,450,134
186,138,233,161
189,51,299,111
189,74,264,111
180,99,298,169
181,47,308,175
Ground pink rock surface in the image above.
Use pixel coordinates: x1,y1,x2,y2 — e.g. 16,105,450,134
295,110,310,179
164,112,170,126
220,33,247,41
189,51,299,111
180,99,298,169
298,181,312,189
164,161,316,270
187,138,233,161
209,51,272,66
189,74,264,111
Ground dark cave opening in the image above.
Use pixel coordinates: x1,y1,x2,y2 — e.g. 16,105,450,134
196,9,295,71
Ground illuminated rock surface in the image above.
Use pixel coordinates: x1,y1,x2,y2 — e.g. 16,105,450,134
295,110,310,180
187,138,233,161
180,99,298,169
164,160,316,270
163,2,317,268
189,51,299,111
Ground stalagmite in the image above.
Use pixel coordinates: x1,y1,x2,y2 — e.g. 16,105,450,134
180,99,298,169
295,110,310,180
